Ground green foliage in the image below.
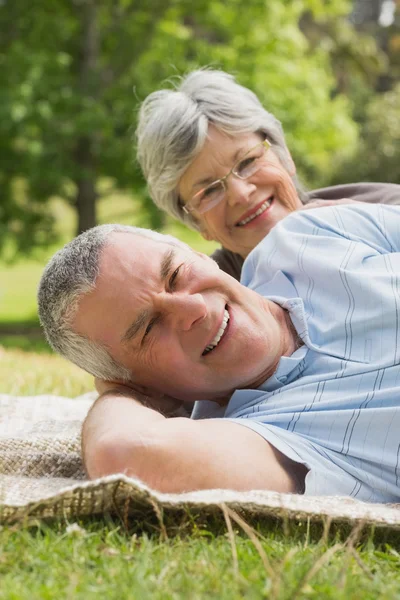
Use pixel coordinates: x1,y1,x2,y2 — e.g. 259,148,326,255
327,4,400,185
135,0,359,188
332,83,400,184
0,0,388,257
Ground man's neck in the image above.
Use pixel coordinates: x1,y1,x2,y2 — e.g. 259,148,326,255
283,309,303,356
237,303,301,393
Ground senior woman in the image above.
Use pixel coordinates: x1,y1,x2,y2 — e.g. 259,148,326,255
136,69,399,281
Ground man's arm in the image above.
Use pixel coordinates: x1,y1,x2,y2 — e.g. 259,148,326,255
82,389,304,494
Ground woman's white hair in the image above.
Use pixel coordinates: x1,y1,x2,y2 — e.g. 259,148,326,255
136,68,305,231
38,224,190,382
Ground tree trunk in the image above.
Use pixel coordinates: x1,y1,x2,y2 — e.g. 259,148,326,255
75,137,97,234
76,179,97,233
74,0,99,235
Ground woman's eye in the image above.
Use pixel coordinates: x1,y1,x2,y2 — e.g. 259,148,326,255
202,182,222,199
169,266,181,290
238,157,256,172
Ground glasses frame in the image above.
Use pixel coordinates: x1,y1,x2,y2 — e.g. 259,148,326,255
182,139,271,215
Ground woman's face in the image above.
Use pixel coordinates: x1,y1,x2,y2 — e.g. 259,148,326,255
179,127,303,258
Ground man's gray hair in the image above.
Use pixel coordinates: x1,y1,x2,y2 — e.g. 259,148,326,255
38,224,189,382
136,68,305,232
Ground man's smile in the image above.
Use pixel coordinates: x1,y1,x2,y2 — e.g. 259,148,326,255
203,306,230,356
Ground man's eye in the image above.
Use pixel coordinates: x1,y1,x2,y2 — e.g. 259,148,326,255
143,319,156,339
169,266,181,290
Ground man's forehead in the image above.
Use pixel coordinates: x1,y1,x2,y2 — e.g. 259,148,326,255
100,231,193,276
107,231,189,254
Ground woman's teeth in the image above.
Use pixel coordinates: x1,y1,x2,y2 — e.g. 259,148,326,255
237,198,272,226
203,309,229,355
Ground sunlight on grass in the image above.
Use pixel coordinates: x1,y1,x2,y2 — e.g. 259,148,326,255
0,347,93,396
0,197,75,326
164,219,219,255
0,262,43,324
0,334,53,353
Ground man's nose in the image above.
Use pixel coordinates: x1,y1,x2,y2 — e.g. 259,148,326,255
226,176,256,208
158,292,207,331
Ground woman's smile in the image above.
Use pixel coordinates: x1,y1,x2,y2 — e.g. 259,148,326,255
179,127,302,258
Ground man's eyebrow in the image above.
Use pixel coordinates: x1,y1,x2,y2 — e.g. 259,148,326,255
160,247,176,280
120,247,176,345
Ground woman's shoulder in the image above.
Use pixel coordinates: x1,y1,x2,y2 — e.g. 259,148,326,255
307,182,400,206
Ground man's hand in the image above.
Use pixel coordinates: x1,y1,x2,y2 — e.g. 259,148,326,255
94,378,191,418
301,198,361,211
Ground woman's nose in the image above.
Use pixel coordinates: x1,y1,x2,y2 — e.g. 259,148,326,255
226,176,256,208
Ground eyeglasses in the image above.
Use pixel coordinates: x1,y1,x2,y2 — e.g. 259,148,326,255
182,139,271,215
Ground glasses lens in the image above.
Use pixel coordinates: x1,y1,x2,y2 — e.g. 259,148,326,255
234,143,265,179
192,181,225,214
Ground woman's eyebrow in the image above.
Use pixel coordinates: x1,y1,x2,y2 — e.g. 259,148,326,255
191,176,217,193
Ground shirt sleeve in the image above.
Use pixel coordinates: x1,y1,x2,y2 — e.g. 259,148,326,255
222,418,397,502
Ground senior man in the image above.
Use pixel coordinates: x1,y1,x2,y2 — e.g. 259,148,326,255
38,202,400,502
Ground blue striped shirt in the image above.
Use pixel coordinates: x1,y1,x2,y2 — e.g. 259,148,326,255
192,203,400,502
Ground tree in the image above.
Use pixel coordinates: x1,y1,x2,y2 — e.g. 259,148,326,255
0,0,360,256
329,1,400,185
332,83,400,184
0,0,172,253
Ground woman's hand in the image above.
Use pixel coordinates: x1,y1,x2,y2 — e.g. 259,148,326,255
94,378,192,418
300,198,361,211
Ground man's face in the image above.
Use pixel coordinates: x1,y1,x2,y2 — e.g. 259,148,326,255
73,233,291,402
179,127,302,258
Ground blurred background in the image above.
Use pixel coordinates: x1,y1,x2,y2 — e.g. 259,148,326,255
0,0,399,357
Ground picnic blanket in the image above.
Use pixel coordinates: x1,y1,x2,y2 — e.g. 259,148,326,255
1,392,400,528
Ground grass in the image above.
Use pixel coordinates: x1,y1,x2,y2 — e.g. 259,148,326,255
0,347,92,396
2,190,400,598
1,440,400,600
